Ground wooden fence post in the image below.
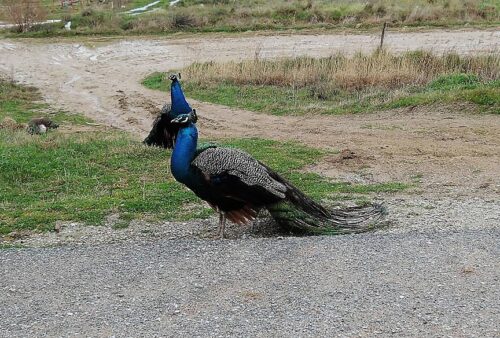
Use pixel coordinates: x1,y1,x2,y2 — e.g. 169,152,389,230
380,22,387,49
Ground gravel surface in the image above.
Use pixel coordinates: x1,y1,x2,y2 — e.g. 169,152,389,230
4,194,498,247
1,227,499,337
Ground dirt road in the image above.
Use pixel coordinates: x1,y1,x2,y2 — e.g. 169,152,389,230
1,30,499,134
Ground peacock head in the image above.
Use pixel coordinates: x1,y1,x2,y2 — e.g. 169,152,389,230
143,74,196,148
170,109,198,125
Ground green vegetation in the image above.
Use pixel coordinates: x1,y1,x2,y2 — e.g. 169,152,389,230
143,51,500,115
0,81,90,124
0,80,210,234
3,0,498,37
385,78,499,113
0,80,406,234
0,243,25,249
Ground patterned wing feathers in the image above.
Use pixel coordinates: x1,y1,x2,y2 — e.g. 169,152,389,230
192,147,287,199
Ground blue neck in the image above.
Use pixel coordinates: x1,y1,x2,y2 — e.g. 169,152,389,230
170,123,198,184
171,80,192,116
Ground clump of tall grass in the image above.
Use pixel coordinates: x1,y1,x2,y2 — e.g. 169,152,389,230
143,50,498,114
183,50,499,92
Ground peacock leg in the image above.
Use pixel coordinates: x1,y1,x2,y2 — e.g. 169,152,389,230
217,212,226,239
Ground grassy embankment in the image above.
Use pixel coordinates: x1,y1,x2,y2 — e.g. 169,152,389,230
3,0,499,37
0,79,405,235
143,50,500,115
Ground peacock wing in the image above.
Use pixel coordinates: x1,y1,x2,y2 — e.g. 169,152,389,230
192,147,287,202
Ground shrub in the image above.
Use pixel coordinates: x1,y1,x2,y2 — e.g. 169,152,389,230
428,73,480,91
169,11,198,28
3,0,46,33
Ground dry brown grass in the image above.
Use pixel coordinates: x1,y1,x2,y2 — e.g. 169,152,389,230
156,0,499,32
9,0,497,36
176,0,499,27
183,50,500,92
3,0,47,32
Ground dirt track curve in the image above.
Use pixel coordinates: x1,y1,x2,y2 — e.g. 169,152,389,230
1,30,499,191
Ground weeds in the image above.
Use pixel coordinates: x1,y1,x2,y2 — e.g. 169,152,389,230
143,50,499,114
3,0,46,33
3,0,499,37
181,50,499,90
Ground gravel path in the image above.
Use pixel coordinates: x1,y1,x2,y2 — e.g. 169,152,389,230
1,228,499,337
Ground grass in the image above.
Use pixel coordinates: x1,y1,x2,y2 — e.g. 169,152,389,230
0,243,25,249
2,0,499,37
0,80,90,124
143,50,500,115
0,79,407,235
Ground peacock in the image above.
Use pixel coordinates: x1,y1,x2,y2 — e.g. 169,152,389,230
27,117,59,135
145,75,387,238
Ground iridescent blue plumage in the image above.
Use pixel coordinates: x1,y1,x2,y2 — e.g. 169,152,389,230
170,122,198,185
170,75,192,117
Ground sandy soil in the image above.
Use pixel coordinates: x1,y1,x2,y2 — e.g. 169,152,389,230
1,29,499,199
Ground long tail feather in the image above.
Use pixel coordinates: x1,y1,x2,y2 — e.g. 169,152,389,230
268,200,387,235
265,169,387,235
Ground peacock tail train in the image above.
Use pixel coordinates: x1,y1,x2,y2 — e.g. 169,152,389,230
264,166,387,234
267,200,387,235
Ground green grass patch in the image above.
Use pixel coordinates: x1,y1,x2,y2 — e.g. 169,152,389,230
0,130,203,234
384,76,500,113
143,52,499,116
144,73,336,115
0,80,92,124
427,73,480,91
1,132,406,234
0,243,25,249
38,0,167,19
143,72,500,115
